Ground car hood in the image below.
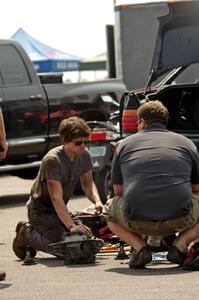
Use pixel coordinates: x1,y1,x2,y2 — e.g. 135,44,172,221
150,1,199,84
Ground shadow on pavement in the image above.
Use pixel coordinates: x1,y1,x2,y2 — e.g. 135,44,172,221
13,257,65,268
106,265,192,276
0,194,29,207
0,283,12,289
29,256,103,268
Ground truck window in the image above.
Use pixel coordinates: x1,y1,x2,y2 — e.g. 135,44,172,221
0,45,30,86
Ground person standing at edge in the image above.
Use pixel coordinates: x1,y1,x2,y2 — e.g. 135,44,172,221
0,106,8,281
102,100,199,269
12,116,103,260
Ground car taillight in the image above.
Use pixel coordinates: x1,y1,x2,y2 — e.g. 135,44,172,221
90,131,118,141
121,91,140,135
122,109,138,132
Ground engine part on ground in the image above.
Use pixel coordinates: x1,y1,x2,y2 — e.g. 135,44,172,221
46,233,104,265
100,244,119,252
114,242,129,260
74,213,107,238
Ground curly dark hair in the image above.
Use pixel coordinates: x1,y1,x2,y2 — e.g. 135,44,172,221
58,117,91,144
137,100,169,125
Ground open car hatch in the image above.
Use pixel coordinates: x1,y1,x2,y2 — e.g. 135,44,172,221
149,1,199,85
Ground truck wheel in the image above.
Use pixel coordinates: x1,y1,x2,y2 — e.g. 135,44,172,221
94,166,113,204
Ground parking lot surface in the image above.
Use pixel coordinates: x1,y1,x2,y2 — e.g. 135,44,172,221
0,175,199,300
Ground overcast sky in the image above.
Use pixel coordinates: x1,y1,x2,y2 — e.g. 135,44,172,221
0,0,115,59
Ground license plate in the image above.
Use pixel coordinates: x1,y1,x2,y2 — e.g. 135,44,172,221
88,146,106,157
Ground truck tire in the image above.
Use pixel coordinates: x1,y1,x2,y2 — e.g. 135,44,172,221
94,166,113,205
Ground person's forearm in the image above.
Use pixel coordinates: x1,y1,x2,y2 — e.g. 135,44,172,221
51,196,75,229
84,183,101,204
113,184,123,196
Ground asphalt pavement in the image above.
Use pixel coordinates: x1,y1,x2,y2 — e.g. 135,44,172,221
0,175,199,300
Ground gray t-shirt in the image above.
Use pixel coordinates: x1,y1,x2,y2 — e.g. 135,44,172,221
27,146,93,212
112,125,199,220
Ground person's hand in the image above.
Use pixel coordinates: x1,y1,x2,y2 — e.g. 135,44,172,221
70,224,92,236
95,200,104,214
0,141,8,159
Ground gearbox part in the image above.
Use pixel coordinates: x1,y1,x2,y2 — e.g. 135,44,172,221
46,233,104,265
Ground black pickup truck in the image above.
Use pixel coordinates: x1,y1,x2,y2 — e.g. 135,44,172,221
0,39,126,179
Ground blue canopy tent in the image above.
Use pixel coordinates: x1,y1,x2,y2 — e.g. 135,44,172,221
10,28,81,73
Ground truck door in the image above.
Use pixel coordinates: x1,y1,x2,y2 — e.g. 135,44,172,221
0,43,48,162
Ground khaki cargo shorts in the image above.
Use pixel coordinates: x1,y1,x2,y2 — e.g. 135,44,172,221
102,192,199,235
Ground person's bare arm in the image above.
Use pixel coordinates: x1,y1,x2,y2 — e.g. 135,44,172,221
80,171,104,213
113,184,123,196
192,184,199,192
47,179,91,235
0,108,8,158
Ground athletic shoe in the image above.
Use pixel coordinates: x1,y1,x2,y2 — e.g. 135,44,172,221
167,245,187,265
182,242,199,270
129,246,152,269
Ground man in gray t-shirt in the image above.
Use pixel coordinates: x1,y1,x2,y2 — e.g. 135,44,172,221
103,101,199,269
13,117,103,261
112,125,199,221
